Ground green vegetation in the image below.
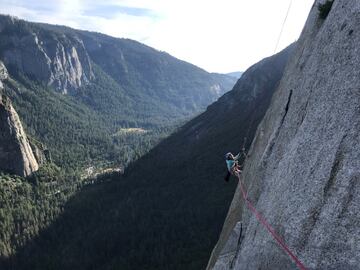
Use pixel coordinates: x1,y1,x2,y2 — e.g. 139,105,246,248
3,73,177,171
0,70,177,260
0,166,74,259
2,45,294,270
0,14,237,268
0,13,236,172
318,0,334,20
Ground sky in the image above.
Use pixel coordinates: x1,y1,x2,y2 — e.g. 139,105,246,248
0,0,314,73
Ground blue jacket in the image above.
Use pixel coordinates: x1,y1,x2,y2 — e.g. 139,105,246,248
226,153,240,172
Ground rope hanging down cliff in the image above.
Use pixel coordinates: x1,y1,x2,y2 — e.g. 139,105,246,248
235,172,308,270
274,0,293,53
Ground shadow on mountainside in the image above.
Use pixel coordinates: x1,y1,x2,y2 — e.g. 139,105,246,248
1,44,295,270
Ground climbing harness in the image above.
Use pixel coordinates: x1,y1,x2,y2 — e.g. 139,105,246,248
235,172,308,270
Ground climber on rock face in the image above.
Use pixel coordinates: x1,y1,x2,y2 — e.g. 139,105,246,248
225,152,242,174
224,149,249,182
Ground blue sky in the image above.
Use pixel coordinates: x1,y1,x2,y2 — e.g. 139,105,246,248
0,0,314,73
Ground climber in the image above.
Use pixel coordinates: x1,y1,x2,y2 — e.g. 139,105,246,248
224,152,243,182
225,152,242,174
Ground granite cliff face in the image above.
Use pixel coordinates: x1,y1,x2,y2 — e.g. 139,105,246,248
0,62,39,176
0,16,94,94
208,1,360,269
0,95,39,177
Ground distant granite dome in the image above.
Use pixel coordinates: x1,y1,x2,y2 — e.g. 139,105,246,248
208,0,360,269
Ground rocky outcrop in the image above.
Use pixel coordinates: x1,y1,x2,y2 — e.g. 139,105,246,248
0,16,93,94
29,138,49,166
0,60,8,89
0,93,39,176
208,1,360,269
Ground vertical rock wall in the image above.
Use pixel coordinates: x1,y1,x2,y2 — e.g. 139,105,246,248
208,1,360,269
0,63,39,176
0,16,94,94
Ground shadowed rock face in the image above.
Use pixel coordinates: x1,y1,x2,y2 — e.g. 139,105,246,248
0,64,39,176
208,1,360,269
0,44,294,270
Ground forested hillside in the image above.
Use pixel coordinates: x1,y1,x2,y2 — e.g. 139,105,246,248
2,45,295,270
0,14,236,170
0,14,236,262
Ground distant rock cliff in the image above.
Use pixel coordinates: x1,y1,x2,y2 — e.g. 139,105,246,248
0,62,39,176
0,16,94,94
0,14,235,109
208,0,360,269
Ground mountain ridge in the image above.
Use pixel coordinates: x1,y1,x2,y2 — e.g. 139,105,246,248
226,71,243,79
0,13,236,169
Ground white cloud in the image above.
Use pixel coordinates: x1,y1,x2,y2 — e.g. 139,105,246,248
0,0,314,73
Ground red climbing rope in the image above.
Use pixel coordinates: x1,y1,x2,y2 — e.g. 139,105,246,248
235,173,308,270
